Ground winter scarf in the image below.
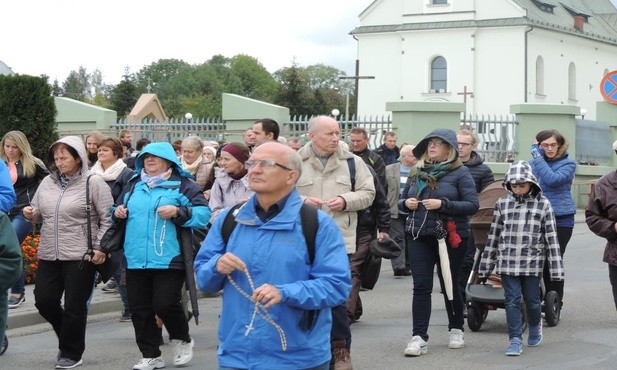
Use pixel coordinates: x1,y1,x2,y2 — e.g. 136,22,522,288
140,168,172,189
91,159,128,181
182,157,201,175
407,159,463,197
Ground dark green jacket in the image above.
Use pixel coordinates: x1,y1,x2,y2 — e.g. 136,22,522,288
0,212,22,339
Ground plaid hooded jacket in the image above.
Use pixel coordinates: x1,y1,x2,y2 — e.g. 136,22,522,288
478,160,564,280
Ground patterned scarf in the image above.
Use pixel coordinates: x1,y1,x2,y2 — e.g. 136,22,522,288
141,168,172,189
406,158,463,198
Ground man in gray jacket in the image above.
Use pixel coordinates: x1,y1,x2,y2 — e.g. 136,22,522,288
385,144,416,277
297,115,375,370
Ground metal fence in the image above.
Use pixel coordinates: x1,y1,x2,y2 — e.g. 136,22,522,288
461,113,518,162
100,115,393,148
284,115,392,149
62,114,519,162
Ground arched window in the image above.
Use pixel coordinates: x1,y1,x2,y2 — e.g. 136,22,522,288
568,62,576,100
535,56,545,95
431,56,447,92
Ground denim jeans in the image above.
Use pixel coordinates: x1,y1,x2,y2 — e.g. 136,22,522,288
501,274,541,340
9,214,33,295
219,361,329,370
408,236,466,341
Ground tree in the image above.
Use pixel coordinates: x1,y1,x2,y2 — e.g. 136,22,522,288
0,75,58,159
110,67,139,118
62,66,91,101
51,79,63,96
135,58,191,100
229,54,278,101
273,62,313,116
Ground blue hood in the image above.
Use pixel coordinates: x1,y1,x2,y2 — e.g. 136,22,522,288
135,142,192,178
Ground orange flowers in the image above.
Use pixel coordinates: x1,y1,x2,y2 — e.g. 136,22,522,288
21,234,40,284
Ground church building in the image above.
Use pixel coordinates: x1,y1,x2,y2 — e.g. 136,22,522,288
351,0,617,119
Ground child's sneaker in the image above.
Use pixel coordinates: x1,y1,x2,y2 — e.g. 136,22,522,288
404,335,428,356
505,337,523,356
448,328,465,349
528,322,543,347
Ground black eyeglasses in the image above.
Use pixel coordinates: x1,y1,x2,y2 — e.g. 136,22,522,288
244,159,293,171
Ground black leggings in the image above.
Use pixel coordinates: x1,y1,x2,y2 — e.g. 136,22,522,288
543,227,572,303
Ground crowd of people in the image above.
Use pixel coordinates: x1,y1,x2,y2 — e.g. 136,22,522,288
2,117,616,369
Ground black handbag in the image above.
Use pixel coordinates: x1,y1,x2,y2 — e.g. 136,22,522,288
99,183,135,254
99,219,127,254
82,175,120,283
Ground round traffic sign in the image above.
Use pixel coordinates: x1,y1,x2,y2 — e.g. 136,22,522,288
600,70,617,104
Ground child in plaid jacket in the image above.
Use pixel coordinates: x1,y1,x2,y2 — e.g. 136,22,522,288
478,160,564,356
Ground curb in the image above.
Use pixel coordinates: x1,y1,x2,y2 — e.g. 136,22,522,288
7,298,123,330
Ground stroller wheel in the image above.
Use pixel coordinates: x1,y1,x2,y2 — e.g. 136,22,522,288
544,290,561,327
467,304,486,332
0,335,7,355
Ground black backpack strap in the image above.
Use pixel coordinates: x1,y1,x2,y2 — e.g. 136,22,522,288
221,203,244,246
299,203,320,330
346,157,356,192
300,203,319,264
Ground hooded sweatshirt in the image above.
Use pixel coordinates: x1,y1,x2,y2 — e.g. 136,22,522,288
478,160,564,280
31,136,114,261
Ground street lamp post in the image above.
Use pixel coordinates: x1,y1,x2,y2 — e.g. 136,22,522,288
331,109,340,119
185,112,193,136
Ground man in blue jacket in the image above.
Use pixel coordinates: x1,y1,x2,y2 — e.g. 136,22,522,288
195,142,351,370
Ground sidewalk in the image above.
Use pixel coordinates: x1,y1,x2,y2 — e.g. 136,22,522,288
7,209,590,330
7,281,217,330
7,282,125,330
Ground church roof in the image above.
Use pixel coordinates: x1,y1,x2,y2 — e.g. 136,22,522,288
0,60,14,76
352,0,617,45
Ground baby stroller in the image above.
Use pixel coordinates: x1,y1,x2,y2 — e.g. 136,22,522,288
465,180,561,332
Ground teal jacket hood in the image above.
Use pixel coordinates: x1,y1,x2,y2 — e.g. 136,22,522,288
135,142,192,178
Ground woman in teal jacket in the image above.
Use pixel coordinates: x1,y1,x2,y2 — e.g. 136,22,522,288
114,142,210,370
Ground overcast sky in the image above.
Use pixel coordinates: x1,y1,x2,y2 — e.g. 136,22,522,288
2,1,369,85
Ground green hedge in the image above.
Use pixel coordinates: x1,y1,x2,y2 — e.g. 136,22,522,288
0,75,58,160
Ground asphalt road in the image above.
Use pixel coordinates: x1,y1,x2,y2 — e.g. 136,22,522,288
3,218,617,369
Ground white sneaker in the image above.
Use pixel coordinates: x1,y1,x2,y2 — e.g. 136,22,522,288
404,335,428,356
133,357,165,370
173,338,194,366
448,328,465,349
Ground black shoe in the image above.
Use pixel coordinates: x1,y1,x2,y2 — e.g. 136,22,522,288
394,268,412,277
1,335,7,355
119,309,132,322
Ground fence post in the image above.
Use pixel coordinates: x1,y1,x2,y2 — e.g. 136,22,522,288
510,104,579,161
596,101,617,168
385,102,464,145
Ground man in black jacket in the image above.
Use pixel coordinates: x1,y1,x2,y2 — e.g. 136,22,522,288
374,131,400,166
350,127,387,191
456,129,494,310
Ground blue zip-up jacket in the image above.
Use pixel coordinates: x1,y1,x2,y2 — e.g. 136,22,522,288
119,142,210,270
529,148,576,218
194,189,351,370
